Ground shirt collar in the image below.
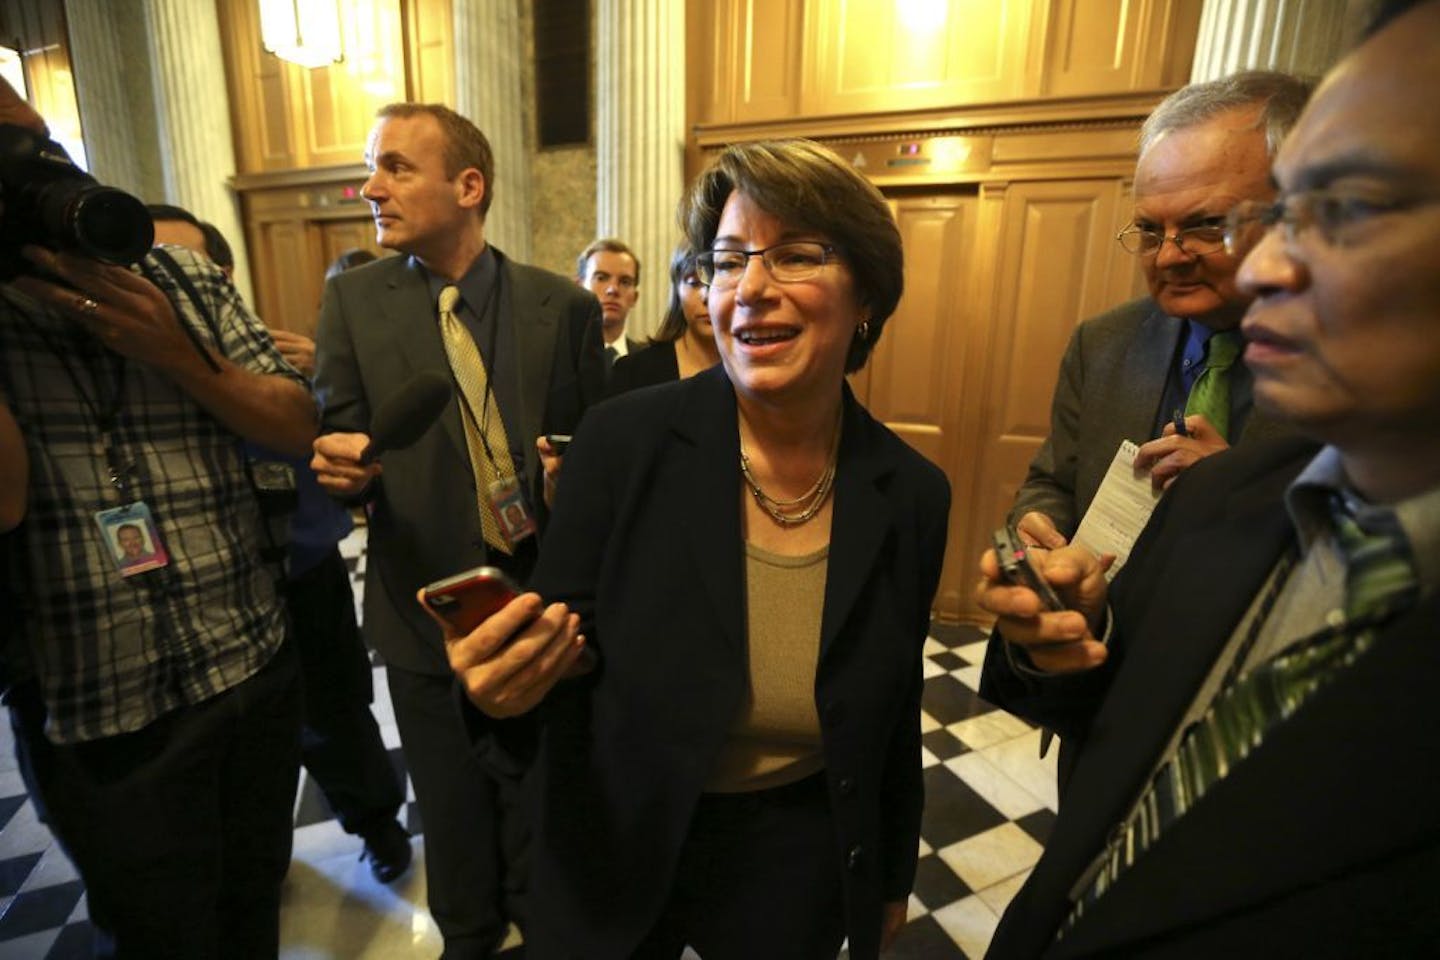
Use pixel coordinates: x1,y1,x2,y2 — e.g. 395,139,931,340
415,246,497,315
1286,445,1440,596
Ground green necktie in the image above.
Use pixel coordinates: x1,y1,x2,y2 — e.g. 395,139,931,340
1184,331,1243,440
1329,491,1418,622
1066,491,1417,929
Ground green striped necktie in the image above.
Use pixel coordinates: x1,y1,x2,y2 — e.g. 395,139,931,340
1065,491,1417,928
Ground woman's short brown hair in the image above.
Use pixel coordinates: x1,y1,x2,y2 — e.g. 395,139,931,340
681,139,903,372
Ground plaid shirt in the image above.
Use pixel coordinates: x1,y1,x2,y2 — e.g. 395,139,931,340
0,247,310,744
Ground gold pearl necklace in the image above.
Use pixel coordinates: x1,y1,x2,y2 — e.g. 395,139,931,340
738,417,842,527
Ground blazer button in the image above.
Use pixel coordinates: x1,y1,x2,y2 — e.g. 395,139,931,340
847,844,864,870
823,702,847,728
837,776,855,796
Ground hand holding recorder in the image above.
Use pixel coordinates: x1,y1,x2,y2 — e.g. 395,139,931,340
419,566,590,719
536,434,571,508
976,525,1113,675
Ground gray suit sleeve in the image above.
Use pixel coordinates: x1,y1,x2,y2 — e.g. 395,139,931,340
313,274,371,435
1009,324,1085,538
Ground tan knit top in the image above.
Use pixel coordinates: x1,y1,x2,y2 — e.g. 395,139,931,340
704,542,829,793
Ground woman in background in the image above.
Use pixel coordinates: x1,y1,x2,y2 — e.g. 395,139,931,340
606,242,720,396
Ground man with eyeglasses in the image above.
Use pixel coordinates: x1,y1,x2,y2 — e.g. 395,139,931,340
1009,71,1312,550
976,1,1440,954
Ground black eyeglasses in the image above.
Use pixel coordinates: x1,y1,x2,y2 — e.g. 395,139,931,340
1115,221,1228,257
1224,189,1440,255
694,242,838,289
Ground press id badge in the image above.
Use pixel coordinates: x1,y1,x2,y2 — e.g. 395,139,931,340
487,475,536,548
95,501,170,577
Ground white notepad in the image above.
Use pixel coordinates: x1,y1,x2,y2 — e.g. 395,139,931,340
1072,440,1162,579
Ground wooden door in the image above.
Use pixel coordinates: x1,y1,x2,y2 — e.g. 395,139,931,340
850,190,977,620
947,177,1142,621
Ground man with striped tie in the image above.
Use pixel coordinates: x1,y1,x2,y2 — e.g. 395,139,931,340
977,1,1440,955
311,103,605,956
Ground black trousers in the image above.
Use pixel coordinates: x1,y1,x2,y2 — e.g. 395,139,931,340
288,549,404,834
387,664,530,959
8,639,301,960
632,772,847,960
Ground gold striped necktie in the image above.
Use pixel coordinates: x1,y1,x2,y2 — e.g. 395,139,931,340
436,283,514,554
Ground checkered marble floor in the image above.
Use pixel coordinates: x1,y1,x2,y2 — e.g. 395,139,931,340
0,527,1056,958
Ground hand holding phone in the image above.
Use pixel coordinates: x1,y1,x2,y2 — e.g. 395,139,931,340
991,525,1065,611
421,565,521,635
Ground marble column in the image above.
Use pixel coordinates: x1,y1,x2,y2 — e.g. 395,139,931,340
140,0,254,305
595,0,685,340
64,0,159,200
454,0,532,262
1191,0,1354,81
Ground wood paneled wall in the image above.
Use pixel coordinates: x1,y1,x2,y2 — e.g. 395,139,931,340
216,0,452,335
691,1,1197,621
689,0,1200,129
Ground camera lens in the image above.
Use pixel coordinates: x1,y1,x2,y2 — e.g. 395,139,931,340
69,188,154,265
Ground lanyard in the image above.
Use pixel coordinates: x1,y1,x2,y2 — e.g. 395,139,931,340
22,310,136,497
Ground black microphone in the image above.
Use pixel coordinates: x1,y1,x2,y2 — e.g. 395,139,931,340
361,371,453,463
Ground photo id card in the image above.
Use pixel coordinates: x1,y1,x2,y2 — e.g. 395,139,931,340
487,475,536,548
95,501,169,577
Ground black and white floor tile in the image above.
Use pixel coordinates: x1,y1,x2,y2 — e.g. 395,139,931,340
0,527,1056,958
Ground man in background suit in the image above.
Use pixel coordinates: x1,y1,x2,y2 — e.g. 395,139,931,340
978,1,1440,953
1011,71,1311,548
575,237,643,371
311,102,605,957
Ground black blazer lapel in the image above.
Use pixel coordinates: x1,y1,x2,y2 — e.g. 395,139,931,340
673,367,746,659
503,251,560,490
1060,590,1440,955
1015,473,1297,952
820,388,895,662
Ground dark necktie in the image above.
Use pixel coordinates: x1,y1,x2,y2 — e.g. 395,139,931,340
1184,330,1243,440
1067,490,1417,926
604,344,619,372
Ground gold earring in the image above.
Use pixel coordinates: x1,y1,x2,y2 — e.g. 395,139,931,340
856,319,870,340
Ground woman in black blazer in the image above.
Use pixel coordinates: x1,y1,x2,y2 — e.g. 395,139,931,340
440,139,951,959
606,241,720,397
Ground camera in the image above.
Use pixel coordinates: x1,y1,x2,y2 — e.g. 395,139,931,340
247,458,297,580
0,123,154,280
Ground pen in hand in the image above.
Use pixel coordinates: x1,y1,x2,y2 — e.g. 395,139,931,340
1172,408,1189,438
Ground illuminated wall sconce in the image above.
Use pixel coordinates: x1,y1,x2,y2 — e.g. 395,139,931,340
259,0,344,69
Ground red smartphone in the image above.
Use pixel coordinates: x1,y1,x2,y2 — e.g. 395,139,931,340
421,565,521,634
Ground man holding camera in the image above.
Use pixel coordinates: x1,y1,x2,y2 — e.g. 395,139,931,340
0,79,316,955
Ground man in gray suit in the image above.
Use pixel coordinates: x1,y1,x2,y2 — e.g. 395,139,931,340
311,102,605,957
1012,71,1312,548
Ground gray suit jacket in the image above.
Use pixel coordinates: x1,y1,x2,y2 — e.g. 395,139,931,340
313,248,606,675
1010,297,1288,538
